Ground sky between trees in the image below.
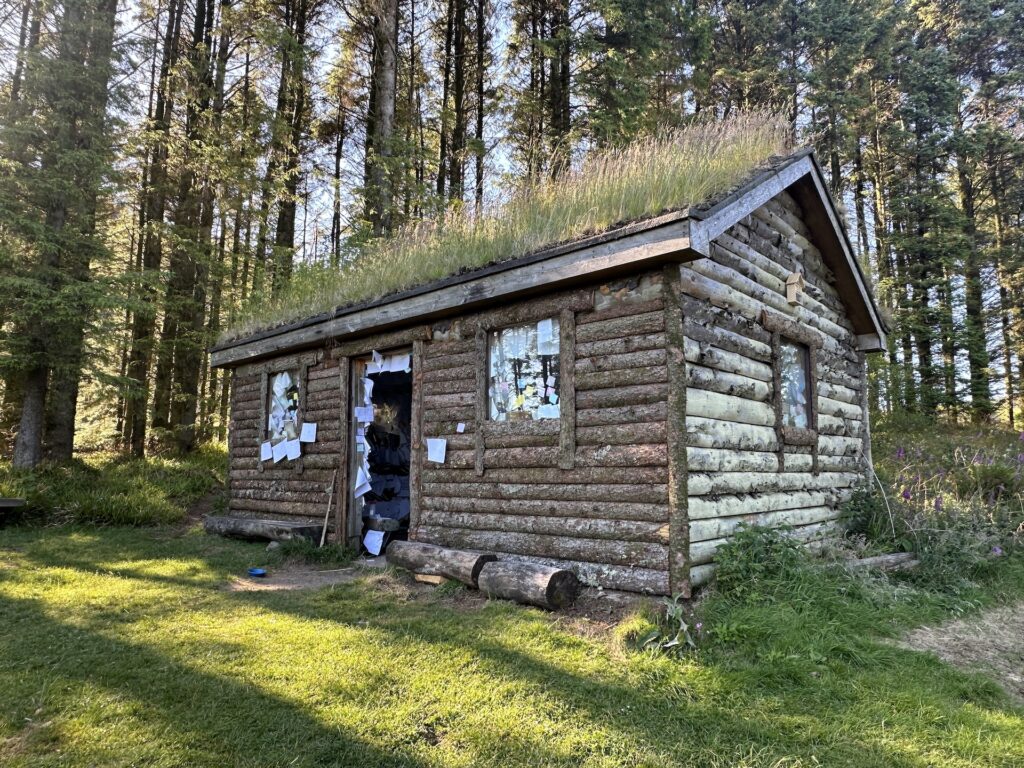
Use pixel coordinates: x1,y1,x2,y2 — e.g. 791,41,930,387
0,0,1022,467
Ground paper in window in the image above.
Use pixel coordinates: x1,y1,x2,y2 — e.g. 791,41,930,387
780,341,810,429
488,318,561,421
267,370,300,443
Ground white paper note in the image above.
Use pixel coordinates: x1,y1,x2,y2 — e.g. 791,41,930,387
354,465,372,497
362,378,374,404
363,529,385,556
285,439,301,460
271,441,287,463
388,353,411,373
546,374,556,387
260,441,273,461
537,403,560,419
456,422,466,433
354,405,374,424
372,349,383,366
537,318,554,344
426,438,447,464
299,423,317,443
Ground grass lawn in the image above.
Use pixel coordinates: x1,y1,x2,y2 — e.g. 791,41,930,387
2,525,1023,767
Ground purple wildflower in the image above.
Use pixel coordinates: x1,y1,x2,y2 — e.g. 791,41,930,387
992,546,1003,556
934,496,943,511
896,446,906,460
901,488,912,501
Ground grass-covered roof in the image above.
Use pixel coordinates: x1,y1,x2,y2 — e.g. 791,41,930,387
224,111,791,342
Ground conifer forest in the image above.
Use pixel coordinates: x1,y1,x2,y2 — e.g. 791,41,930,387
1,0,1022,467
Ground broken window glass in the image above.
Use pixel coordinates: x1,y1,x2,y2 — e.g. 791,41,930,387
488,317,561,421
267,370,300,443
779,340,811,429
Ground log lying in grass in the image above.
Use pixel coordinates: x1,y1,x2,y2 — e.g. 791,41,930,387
203,515,321,542
848,552,919,572
476,560,581,610
385,540,497,588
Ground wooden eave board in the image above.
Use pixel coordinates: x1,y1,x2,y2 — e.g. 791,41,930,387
212,216,702,368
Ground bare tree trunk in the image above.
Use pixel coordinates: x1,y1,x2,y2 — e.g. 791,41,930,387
364,0,398,236
474,0,485,213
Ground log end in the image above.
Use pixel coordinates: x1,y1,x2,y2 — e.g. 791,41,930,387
545,569,582,609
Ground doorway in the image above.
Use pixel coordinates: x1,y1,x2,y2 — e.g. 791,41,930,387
349,351,413,555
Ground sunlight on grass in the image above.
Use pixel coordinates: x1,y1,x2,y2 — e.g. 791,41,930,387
225,111,791,341
2,527,1023,767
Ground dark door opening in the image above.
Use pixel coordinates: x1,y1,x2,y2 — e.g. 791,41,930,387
351,355,413,555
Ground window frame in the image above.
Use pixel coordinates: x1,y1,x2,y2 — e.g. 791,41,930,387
486,318,563,424
251,351,318,475
762,311,821,472
472,301,580,476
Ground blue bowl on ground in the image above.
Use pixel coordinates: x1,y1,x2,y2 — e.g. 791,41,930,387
248,568,267,578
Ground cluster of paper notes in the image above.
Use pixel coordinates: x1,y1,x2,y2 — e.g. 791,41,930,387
260,421,317,464
352,366,376,498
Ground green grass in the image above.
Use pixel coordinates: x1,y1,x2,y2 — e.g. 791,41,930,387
0,445,227,526
225,111,790,342
1,525,1022,767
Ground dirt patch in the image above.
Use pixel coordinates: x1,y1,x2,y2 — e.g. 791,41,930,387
226,567,360,592
902,601,1024,703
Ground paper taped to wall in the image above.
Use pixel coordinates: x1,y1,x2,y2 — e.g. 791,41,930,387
260,441,273,461
456,422,466,433
272,441,287,463
299,423,317,443
426,438,447,463
354,465,371,497
285,439,301,460
354,405,374,424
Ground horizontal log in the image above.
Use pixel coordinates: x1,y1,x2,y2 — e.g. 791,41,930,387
416,525,668,569
687,364,771,401
818,435,863,457
575,310,664,343
419,509,669,543
688,490,833,520
421,377,476,396
686,388,775,426
385,540,496,587
422,493,669,520
818,396,862,420
477,560,581,610
687,447,778,473
422,466,668,486
684,338,772,382
229,498,325,516
576,402,668,427
577,365,668,392
423,391,476,409
687,471,863,496
679,294,774,354
204,515,322,542
579,296,663,324
685,416,777,452
421,350,475,372
575,349,666,374
423,363,475,383
576,383,668,409
575,332,666,359
575,421,667,446
690,505,840,543
493,552,667,594
445,443,667,469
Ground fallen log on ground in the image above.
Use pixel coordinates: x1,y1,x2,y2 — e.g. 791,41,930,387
204,515,321,543
476,560,581,610
385,540,496,588
848,552,919,572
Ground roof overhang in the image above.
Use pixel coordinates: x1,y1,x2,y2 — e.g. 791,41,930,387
212,149,888,368
211,215,707,368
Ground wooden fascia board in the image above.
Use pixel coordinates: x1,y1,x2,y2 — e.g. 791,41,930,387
690,152,888,352
212,218,703,368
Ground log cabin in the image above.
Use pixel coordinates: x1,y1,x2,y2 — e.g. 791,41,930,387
210,147,887,596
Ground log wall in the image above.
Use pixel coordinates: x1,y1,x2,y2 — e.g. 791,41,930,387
679,190,869,587
227,351,343,524
414,273,673,594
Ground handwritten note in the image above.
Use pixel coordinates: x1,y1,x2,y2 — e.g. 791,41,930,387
299,422,317,443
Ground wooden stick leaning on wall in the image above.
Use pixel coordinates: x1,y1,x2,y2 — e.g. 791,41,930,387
320,470,338,547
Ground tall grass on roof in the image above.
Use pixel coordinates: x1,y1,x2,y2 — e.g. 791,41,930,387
225,110,791,341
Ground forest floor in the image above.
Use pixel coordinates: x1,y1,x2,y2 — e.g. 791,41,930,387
1,524,1023,768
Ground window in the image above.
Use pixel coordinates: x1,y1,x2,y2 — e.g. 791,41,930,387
779,340,811,429
267,369,301,443
488,317,560,421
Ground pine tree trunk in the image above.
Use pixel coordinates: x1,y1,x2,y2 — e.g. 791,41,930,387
957,153,991,421
364,0,398,235
474,0,485,213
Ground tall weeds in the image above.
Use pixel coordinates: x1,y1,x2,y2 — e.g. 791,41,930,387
226,110,790,340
